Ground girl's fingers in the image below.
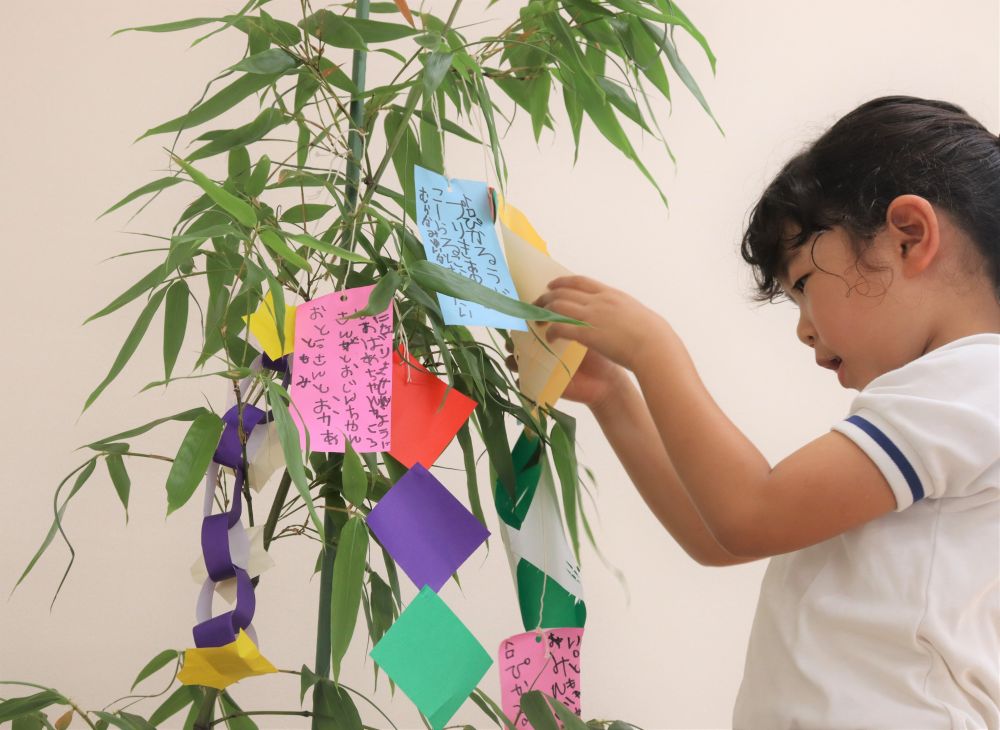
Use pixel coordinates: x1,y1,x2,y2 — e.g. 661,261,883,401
542,297,587,322
546,275,603,293
534,287,592,310
546,322,587,345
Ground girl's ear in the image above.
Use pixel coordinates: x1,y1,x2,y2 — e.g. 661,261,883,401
886,194,940,277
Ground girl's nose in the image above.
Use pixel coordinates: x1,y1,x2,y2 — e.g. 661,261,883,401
796,312,816,347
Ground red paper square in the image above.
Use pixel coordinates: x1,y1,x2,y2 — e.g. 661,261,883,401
388,348,478,468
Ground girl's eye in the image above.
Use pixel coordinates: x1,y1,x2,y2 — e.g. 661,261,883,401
792,274,809,293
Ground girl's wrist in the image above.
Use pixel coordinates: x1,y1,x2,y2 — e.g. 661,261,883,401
588,366,630,417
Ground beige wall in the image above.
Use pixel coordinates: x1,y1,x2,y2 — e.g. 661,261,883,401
1,1,997,728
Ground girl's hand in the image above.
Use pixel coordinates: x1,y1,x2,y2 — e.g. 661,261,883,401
504,336,626,409
533,275,669,372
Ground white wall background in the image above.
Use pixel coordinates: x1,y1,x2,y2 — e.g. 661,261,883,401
1,1,997,728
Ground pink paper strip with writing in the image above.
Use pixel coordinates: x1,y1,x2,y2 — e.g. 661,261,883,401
290,286,393,452
499,627,583,727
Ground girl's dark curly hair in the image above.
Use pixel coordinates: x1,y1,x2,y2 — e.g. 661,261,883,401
740,95,1000,303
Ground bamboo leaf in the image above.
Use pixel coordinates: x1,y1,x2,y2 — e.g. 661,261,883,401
313,680,362,730
528,71,552,142
265,379,325,540
421,51,453,95
641,19,723,134
341,439,368,507
169,154,257,227
84,287,168,411
652,0,717,72
147,686,198,727
97,176,182,220
300,10,367,50
549,412,581,566
218,692,258,730
342,15,419,42
0,692,67,724
409,259,585,325
518,692,559,730
246,155,271,197
349,269,400,318
165,412,225,516
163,280,189,381
105,453,131,522
281,230,373,263
228,145,252,184
86,408,209,450
186,108,288,162
299,664,320,703
596,77,652,133
330,516,369,682
138,72,280,139
84,264,169,324
541,693,591,730
112,17,220,36
279,203,332,224
130,649,179,691
258,227,311,271
456,422,487,530
11,459,96,596
262,268,286,355
228,48,299,75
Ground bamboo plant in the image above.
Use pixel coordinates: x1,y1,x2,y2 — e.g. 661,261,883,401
3,0,720,727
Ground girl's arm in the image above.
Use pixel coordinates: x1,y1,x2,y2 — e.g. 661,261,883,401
537,275,897,558
590,368,761,566
633,324,896,557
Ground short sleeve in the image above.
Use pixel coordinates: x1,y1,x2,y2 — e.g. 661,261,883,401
830,337,1000,511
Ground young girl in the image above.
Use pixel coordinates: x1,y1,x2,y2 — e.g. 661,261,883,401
521,96,1000,727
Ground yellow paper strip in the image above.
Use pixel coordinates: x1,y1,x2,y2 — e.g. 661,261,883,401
497,197,548,254
498,205,587,409
243,292,297,360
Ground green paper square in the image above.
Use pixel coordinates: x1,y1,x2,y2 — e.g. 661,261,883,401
370,586,493,729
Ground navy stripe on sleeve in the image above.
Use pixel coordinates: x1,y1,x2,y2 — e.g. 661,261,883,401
845,415,925,502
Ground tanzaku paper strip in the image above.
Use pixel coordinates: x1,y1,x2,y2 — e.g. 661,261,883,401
413,165,526,330
498,627,584,725
244,291,297,360
497,199,587,410
290,286,393,452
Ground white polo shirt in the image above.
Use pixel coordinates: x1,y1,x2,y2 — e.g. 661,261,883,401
733,333,1000,729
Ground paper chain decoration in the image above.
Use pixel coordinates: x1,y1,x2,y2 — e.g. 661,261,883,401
178,355,287,689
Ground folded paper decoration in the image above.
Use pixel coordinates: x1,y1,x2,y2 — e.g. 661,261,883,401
413,165,527,330
365,462,490,593
498,628,584,725
246,421,285,493
177,629,277,690
190,525,275,604
498,199,587,410
370,586,492,730
290,286,393,453
387,347,478,469
495,429,586,631
244,292,298,360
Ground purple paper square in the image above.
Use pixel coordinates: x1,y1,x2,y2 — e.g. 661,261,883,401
366,462,490,592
